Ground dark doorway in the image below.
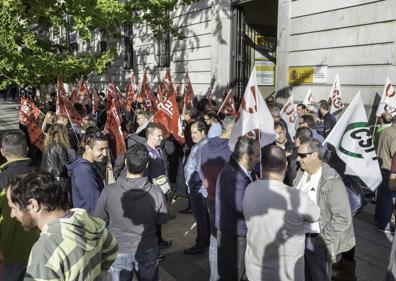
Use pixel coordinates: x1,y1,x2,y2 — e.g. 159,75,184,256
230,0,278,105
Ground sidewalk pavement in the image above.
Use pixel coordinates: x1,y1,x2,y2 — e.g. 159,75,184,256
159,198,393,281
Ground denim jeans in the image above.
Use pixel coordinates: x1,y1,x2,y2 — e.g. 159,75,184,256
109,248,159,281
3,262,27,281
375,170,395,229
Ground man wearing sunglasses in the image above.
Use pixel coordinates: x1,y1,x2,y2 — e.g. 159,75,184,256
295,138,355,281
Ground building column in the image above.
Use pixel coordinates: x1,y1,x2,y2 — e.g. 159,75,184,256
275,0,290,100
210,0,232,100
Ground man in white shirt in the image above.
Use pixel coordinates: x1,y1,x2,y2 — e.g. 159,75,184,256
243,145,320,281
295,138,355,281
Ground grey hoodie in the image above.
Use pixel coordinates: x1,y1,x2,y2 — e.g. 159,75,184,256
95,176,168,253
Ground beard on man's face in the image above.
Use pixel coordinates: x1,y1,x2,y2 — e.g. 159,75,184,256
19,211,37,231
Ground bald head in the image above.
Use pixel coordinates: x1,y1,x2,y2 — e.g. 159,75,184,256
261,145,287,177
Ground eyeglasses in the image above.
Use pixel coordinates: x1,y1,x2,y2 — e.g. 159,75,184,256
297,151,314,158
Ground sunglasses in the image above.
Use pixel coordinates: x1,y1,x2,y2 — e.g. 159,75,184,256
297,151,314,158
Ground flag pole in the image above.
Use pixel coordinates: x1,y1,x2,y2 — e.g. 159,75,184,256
60,96,80,143
372,115,379,137
217,89,231,115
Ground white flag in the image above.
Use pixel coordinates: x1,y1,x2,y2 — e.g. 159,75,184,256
303,88,313,106
280,95,297,139
376,78,396,116
325,92,382,190
229,67,277,151
328,73,344,114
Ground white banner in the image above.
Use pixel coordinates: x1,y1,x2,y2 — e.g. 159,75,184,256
280,95,297,139
229,67,277,151
328,73,344,114
325,92,382,190
376,78,396,117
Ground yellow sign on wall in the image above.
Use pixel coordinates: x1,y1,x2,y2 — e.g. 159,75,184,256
288,66,328,85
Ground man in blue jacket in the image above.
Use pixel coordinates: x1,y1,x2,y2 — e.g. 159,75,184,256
67,131,108,214
215,137,260,281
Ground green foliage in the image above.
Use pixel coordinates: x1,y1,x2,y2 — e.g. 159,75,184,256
0,0,196,88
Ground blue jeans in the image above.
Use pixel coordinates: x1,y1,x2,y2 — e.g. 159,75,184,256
109,248,159,281
375,170,395,229
3,262,27,281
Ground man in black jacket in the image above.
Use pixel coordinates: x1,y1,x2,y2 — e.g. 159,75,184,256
95,143,168,281
0,131,39,281
318,100,336,138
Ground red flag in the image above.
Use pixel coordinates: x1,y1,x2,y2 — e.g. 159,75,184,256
217,89,237,116
27,123,45,151
107,83,128,112
56,78,82,125
19,96,44,150
91,89,100,115
139,71,156,112
153,92,185,144
164,70,175,99
182,71,195,115
78,78,91,105
70,85,78,104
19,96,40,125
126,72,138,112
105,99,127,156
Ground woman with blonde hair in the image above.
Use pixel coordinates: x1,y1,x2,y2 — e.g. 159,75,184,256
43,124,76,160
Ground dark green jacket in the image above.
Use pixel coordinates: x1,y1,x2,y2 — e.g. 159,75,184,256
0,159,39,264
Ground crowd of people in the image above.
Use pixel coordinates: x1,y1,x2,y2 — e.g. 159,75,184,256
1,88,396,281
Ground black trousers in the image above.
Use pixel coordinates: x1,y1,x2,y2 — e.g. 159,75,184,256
217,231,247,281
190,191,209,247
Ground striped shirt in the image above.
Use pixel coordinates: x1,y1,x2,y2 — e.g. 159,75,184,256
24,208,118,281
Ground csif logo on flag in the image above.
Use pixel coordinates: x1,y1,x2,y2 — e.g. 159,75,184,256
338,122,377,160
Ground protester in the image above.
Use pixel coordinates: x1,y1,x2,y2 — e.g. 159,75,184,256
199,116,235,281
376,115,396,233
96,143,168,281
318,100,336,138
41,143,73,209
177,108,198,214
66,131,108,214
274,121,296,186
374,111,393,147
295,138,355,281
43,123,76,160
0,131,39,281
243,145,320,281
7,171,118,280
386,152,396,281
297,103,307,118
296,103,307,129
204,111,222,138
216,138,260,281
184,121,209,255
41,111,57,134
145,123,172,252
299,114,326,144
